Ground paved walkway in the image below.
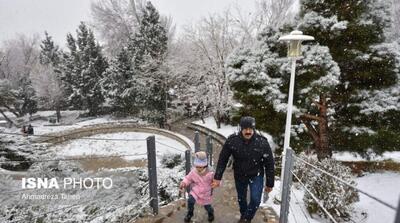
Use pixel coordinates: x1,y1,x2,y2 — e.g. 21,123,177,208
133,118,278,222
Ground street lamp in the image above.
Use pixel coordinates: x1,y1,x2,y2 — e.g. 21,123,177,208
278,30,314,199
279,30,314,154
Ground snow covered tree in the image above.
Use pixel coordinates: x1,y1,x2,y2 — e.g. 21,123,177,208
298,0,399,155
35,32,64,121
39,32,61,66
253,0,297,29
181,12,238,128
14,76,38,116
101,2,169,124
294,153,359,221
60,22,108,116
0,35,39,118
389,0,400,41
101,48,144,115
227,26,340,158
128,1,167,65
31,63,64,120
0,79,17,125
91,0,143,56
126,1,168,125
91,0,175,57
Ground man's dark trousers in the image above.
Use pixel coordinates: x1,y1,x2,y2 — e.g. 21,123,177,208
235,175,263,220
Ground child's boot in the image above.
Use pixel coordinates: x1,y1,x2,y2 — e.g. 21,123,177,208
208,212,215,222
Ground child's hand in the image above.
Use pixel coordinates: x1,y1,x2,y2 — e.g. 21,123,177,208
179,182,186,189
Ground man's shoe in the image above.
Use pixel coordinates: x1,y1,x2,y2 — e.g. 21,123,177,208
208,213,214,222
184,213,192,222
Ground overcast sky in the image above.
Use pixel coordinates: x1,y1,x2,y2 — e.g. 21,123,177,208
0,0,255,47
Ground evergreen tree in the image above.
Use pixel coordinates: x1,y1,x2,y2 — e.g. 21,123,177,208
14,75,38,116
38,32,64,121
127,1,168,125
39,32,60,66
102,48,144,115
227,26,340,158
298,0,399,155
60,22,108,115
128,1,168,66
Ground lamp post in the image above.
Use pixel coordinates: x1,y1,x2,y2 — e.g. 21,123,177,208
278,30,314,196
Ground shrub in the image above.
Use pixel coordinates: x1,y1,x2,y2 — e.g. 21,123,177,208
160,153,183,169
293,153,359,221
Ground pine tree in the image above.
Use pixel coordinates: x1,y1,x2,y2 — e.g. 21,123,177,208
298,0,399,155
102,48,144,115
14,75,38,116
127,1,168,126
39,32,60,66
39,32,64,121
227,26,340,158
60,22,108,115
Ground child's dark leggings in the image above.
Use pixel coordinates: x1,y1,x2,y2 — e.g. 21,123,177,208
187,194,214,216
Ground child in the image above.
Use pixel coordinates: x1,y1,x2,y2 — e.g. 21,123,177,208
180,151,215,222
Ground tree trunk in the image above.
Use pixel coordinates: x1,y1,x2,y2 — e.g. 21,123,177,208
300,94,331,160
317,95,331,160
56,108,61,123
215,111,221,129
0,108,16,127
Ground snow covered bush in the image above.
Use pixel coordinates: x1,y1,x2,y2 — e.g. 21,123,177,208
160,152,183,169
0,153,185,222
293,153,359,221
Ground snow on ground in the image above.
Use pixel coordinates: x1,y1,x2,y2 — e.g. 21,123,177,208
193,117,278,150
0,110,145,135
333,151,400,163
354,171,400,223
51,132,188,162
263,172,400,223
262,179,322,223
34,115,144,135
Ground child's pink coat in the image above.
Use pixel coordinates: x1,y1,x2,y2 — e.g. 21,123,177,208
182,169,214,205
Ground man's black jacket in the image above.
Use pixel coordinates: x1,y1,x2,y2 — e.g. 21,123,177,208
214,132,275,187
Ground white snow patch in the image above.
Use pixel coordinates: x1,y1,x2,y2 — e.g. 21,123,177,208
52,132,188,161
333,151,400,162
266,172,400,223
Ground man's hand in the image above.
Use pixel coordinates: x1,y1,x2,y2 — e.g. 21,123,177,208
211,179,221,188
179,182,186,190
264,187,273,193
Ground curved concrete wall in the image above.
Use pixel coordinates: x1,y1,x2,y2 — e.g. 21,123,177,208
188,122,227,146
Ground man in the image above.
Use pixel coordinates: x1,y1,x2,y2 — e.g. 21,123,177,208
212,116,275,223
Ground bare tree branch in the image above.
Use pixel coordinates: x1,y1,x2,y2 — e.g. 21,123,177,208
300,118,319,142
300,113,324,122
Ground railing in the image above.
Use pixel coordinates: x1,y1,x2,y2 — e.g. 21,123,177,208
280,148,400,223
